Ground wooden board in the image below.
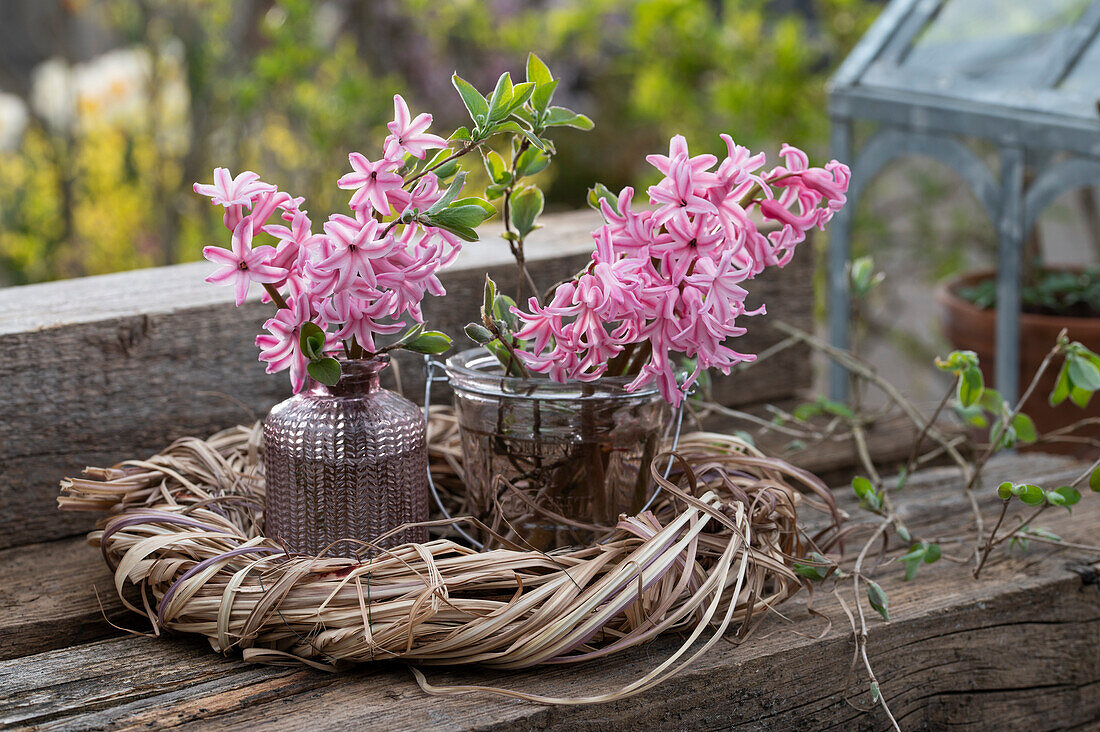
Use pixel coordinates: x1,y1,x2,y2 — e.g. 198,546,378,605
0,211,811,551
4,454,1097,730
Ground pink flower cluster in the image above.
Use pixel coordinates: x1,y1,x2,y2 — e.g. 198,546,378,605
196,95,456,392
514,135,850,406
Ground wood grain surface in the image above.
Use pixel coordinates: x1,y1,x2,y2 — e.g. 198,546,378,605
4,453,1096,731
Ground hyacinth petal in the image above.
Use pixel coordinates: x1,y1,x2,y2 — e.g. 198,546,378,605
202,245,238,267
204,265,237,285
233,276,250,306
390,95,411,132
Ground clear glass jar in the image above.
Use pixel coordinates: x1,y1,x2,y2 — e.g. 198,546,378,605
263,355,428,557
445,349,667,550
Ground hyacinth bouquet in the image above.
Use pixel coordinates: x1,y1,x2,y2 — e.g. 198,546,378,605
472,135,850,407
195,53,850,551
437,58,848,547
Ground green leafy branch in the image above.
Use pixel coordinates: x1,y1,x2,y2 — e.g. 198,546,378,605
464,275,530,378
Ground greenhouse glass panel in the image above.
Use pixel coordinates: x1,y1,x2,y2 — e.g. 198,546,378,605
826,0,1100,401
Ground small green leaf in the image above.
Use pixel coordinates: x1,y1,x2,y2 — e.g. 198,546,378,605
1090,465,1100,492
531,79,559,116
793,563,827,581
1069,385,1093,408
394,323,425,346
486,72,514,123
852,476,875,501
1051,485,1081,507
899,545,927,563
404,330,453,355
958,365,984,407
1024,526,1062,541
299,322,327,360
955,403,988,428
904,557,922,581
867,580,890,622
544,106,594,130
997,481,1014,500
432,204,491,229
506,82,535,114
848,256,884,299
433,160,460,180
978,388,1005,414
792,403,817,422
896,524,911,543
426,171,468,214
506,81,536,114
871,682,881,703
484,150,510,184
493,293,518,330
1011,413,1038,443
450,126,472,141
991,422,1017,450
526,52,553,87
307,357,341,386
515,146,551,178
792,552,831,581
451,197,496,217
588,182,619,214
483,276,497,320
510,185,544,238
1050,363,1071,406
485,183,508,200
464,323,494,344
936,349,978,373
923,543,941,564
451,74,488,124
1069,355,1100,391
484,339,520,374
1017,483,1045,506
821,398,856,420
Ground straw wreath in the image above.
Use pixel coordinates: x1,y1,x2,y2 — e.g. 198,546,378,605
58,408,840,703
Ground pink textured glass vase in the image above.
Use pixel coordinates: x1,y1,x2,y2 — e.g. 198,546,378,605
263,355,428,557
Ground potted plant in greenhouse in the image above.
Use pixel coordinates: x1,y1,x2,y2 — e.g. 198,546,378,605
938,267,1100,453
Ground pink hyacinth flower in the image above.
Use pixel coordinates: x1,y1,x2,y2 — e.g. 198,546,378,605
645,134,719,187
256,292,317,393
202,217,284,306
337,152,404,215
318,217,398,292
648,156,719,226
385,94,449,160
193,167,275,207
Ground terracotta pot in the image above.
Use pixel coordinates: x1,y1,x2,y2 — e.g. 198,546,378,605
937,269,1100,457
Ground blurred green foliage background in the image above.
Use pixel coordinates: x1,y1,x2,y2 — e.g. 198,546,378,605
0,0,878,285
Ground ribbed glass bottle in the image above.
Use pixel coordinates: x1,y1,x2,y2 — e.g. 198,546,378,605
262,355,428,557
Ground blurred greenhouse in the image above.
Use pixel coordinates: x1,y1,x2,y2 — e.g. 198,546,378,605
0,0,877,285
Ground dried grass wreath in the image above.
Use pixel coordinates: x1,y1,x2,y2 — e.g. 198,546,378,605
58,408,841,704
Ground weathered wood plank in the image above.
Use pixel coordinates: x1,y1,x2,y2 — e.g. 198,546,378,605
709,407,939,487
0,211,810,550
4,454,1096,731
0,536,125,660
